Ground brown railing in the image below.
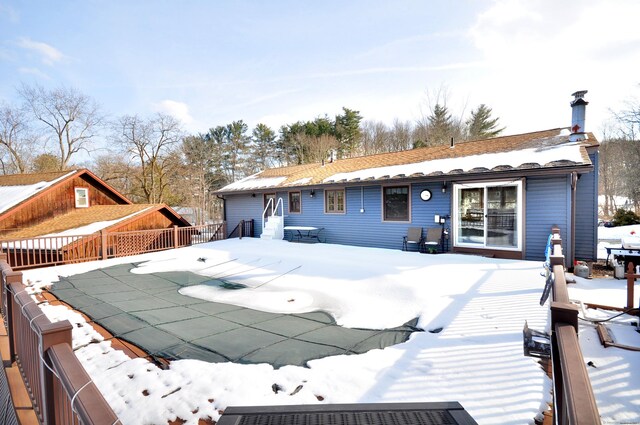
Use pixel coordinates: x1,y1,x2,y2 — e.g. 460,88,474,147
0,255,119,424
2,222,226,271
548,226,601,425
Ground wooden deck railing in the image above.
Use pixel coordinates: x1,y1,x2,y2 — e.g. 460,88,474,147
2,222,227,271
0,255,119,424
548,226,601,425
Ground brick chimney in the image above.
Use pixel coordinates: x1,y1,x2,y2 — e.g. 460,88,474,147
569,90,588,142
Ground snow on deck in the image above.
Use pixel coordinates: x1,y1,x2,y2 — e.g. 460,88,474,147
21,238,639,425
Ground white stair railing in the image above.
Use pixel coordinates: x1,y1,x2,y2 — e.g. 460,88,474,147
261,197,284,238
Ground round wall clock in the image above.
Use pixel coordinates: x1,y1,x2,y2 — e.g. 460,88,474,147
420,189,432,201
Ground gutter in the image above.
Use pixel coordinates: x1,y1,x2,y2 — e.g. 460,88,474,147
216,195,227,221
214,164,595,196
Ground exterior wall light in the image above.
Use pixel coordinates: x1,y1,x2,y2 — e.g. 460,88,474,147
310,190,315,198
442,182,447,193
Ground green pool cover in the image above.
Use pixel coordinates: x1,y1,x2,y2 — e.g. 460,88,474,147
50,263,420,368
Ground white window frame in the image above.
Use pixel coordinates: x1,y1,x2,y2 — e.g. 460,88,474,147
382,184,411,223
452,180,523,251
74,187,89,208
324,188,346,214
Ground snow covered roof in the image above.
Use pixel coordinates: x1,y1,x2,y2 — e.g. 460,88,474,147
217,128,598,193
0,170,77,214
2,204,156,238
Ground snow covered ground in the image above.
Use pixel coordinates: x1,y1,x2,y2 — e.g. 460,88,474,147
21,238,639,424
597,224,640,261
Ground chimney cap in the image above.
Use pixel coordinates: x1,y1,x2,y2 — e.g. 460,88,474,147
570,90,589,107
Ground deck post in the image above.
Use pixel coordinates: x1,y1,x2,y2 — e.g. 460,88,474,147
239,220,244,239
173,225,179,249
101,230,108,260
40,320,73,425
627,262,635,310
3,270,22,363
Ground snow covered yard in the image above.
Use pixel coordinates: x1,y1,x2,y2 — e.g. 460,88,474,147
23,239,556,424
597,223,640,261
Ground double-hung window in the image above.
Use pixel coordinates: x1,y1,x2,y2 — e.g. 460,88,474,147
325,189,345,214
289,191,301,214
75,187,89,208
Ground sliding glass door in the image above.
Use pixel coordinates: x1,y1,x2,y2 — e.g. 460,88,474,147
454,181,522,251
457,187,485,245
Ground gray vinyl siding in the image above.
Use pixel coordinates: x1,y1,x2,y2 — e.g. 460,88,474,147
574,152,598,261
524,176,571,261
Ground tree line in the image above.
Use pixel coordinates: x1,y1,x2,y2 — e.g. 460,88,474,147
0,83,505,223
599,97,640,217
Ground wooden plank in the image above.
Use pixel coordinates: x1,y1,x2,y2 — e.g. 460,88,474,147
16,409,40,425
6,367,33,409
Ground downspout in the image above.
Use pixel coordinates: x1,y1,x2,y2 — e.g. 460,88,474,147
570,172,577,270
216,195,227,221
216,195,227,238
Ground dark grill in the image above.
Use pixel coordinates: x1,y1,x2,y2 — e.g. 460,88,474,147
219,403,477,425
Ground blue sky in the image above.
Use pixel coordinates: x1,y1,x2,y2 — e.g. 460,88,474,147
1,0,639,140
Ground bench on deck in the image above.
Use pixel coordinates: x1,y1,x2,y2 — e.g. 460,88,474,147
284,226,325,243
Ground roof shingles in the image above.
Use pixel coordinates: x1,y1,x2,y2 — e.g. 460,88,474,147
218,128,598,193
0,170,75,186
3,204,154,239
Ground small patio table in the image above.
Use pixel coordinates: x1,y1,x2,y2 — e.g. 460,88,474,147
284,226,325,243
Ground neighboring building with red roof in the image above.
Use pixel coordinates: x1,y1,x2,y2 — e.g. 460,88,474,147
0,168,190,238
217,92,599,265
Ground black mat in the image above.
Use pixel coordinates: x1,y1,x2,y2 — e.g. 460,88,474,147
50,263,419,368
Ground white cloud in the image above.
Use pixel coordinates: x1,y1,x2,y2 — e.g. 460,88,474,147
0,4,19,23
16,37,64,65
18,67,51,80
153,99,195,127
465,0,640,137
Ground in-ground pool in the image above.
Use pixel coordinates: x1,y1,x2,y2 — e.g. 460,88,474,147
49,263,420,368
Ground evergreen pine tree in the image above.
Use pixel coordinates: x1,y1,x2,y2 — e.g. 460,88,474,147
251,123,277,171
466,104,505,140
427,103,454,146
335,107,362,158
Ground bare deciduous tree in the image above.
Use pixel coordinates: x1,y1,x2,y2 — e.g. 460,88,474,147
360,120,390,155
113,113,183,203
0,103,36,174
598,136,626,217
92,152,136,199
389,119,413,152
19,84,103,170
